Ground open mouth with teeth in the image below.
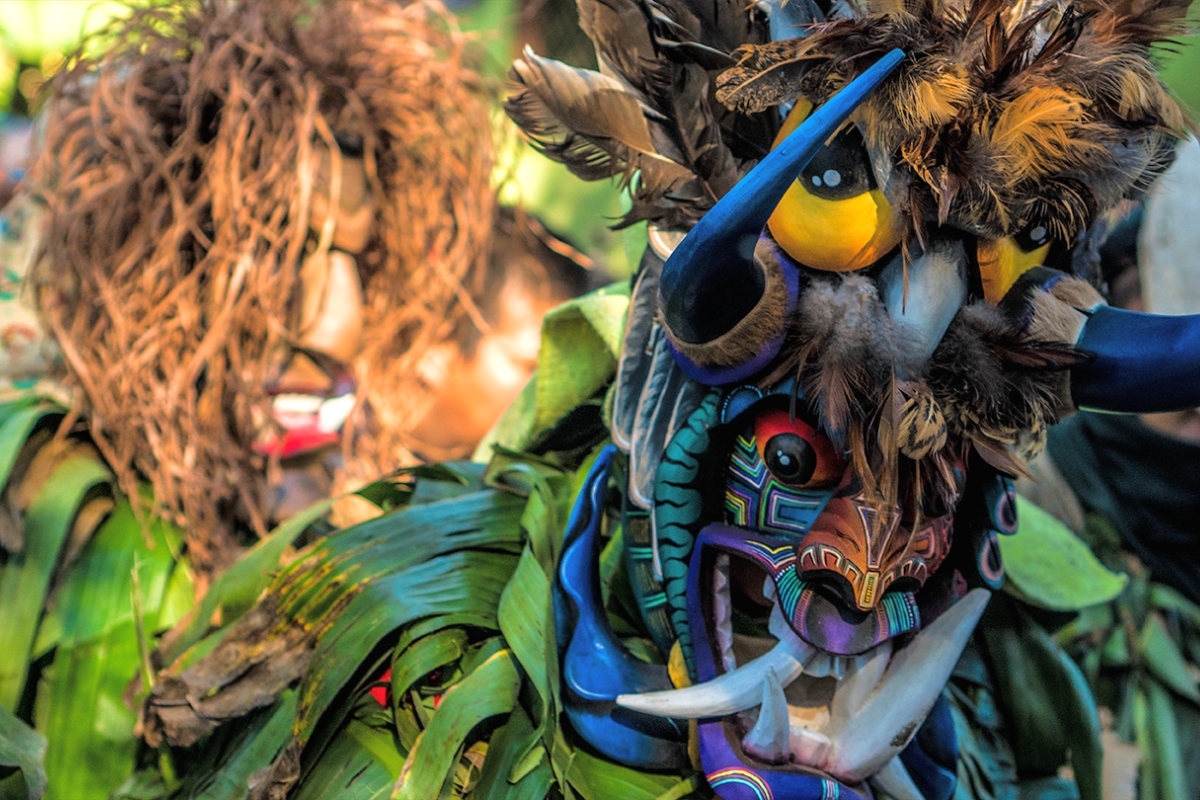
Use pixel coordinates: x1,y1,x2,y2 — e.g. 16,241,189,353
616,524,989,799
255,354,358,458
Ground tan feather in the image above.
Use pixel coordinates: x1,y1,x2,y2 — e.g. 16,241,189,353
897,384,947,459
894,65,973,131
717,37,826,113
972,437,1034,479
985,87,1107,188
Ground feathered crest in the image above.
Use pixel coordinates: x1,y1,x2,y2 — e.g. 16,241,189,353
506,0,1186,514
505,0,770,228
717,0,1190,239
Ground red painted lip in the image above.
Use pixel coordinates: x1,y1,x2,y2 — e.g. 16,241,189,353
257,359,357,458
253,425,340,458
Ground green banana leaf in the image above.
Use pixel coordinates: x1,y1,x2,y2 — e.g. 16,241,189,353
475,283,629,460
159,497,334,669
35,497,186,800
1139,613,1200,703
133,464,525,794
0,452,112,707
0,391,206,800
133,439,702,800
979,595,1103,800
1142,679,1188,800
0,705,45,800
291,708,399,800
394,649,520,800
1001,496,1127,612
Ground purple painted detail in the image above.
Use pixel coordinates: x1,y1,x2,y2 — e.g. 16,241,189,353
690,524,919,657
699,720,868,800
668,331,786,386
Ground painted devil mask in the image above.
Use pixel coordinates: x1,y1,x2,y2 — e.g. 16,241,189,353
528,1,1200,795
557,385,1010,800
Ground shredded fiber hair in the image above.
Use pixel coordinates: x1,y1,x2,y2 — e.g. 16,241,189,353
32,0,496,576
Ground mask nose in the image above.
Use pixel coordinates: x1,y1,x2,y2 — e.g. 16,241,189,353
297,249,363,365
795,495,917,611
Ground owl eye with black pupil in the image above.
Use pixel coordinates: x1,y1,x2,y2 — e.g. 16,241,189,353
764,433,817,484
1014,223,1051,251
799,125,875,202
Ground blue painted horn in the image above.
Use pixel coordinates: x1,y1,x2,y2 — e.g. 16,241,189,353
659,48,906,385
555,445,689,769
1073,305,1200,413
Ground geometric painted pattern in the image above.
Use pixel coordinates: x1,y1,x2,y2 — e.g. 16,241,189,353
743,538,920,642
725,434,832,538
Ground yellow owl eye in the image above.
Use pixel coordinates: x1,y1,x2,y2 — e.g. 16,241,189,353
766,100,903,273
977,223,1053,304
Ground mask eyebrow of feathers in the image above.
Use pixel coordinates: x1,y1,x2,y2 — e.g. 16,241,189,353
508,0,1190,241
715,0,1190,240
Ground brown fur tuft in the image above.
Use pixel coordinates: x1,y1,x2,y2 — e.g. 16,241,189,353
33,0,497,576
716,0,1188,240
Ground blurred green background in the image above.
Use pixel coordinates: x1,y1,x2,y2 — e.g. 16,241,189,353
0,0,1196,277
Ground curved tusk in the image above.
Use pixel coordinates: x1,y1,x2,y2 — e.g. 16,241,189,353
827,589,989,781
615,634,814,718
1072,305,1200,413
658,49,906,384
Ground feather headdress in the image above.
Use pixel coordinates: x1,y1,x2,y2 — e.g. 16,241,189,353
717,0,1189,241
508,0,1190,503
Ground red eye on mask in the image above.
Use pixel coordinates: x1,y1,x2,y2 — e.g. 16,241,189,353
753,408,843,488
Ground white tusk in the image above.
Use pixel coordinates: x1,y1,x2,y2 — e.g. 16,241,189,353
616,635,814,718
870,756,926,800
828,639,892,730
827,589,989,781
742,667,790,763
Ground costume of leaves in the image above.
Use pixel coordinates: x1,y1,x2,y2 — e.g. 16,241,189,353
0,1,521,796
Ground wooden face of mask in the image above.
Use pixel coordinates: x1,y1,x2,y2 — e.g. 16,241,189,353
726,406,956,612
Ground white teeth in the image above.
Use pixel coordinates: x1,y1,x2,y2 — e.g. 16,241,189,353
714,554,736,672
273,393,323,416
742,668,790,764
870,757,927,800
317,393,356,433
829,640,892,730
615,635,814,718
826,588,990,781
622,561,988,788
804,653,832,677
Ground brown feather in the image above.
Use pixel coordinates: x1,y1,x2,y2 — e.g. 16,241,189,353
717,37,826,113
506,49,696,212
